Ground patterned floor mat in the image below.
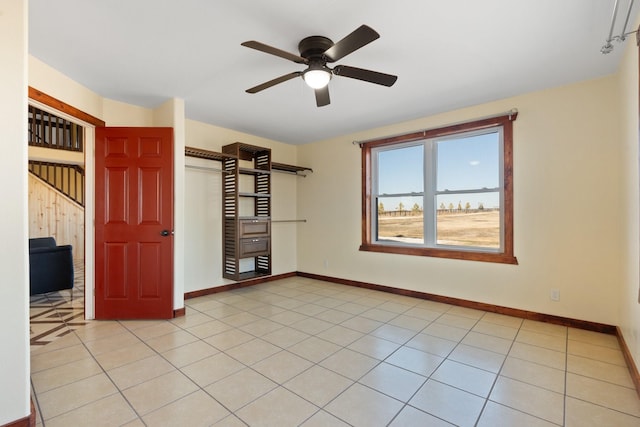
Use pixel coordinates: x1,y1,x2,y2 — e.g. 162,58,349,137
29,261,85,349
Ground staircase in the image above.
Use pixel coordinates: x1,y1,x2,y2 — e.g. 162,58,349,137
28,105,83,152
27,105,86,260
28,161,84,207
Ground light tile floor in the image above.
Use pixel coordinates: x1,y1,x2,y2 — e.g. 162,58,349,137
30,276,640,426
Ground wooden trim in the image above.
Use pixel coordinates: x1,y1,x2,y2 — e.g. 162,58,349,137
360,112,517,264
362,130,426,149
359,244,518,265
173,307,186,318
616,327,640,399
296,272,616,334
184,272,297,300
1,398,36,427
28,87,105,127
360,112,518,149
503,118,515,257
186,270,615,334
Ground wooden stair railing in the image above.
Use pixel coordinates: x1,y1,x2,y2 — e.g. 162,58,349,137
28,161,84,207
28,105,83,152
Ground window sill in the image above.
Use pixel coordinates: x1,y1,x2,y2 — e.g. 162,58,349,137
359,243,518,265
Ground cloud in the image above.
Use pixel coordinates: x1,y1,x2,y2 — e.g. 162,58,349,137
469,160,480,166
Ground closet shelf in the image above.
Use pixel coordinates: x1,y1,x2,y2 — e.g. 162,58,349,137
272,162,313,174
185,146,234,162
185,146,312,175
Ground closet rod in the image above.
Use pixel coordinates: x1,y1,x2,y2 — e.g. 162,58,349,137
185,163,307,177
272,219,307,223
185,164,223,173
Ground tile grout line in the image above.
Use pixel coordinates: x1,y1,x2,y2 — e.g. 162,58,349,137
471,316,545,426
31,277,640,426
118,316,251,424
74,322,146,426
29,378,45,427
176,286,539,425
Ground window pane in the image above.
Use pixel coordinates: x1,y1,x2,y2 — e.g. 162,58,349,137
437,132,499,192
377,195,424,244
436,192,500,248
378,145,423,195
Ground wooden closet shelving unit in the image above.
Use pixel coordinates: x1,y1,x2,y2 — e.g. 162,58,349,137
221,142,271,280
184,144,311,281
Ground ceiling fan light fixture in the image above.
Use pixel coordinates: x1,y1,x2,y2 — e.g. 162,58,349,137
303,68,331,89
242,25,397,106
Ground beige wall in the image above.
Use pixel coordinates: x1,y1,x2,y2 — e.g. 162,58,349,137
30,56,103,120
618,16,640,373
297,75,624,326
0,0,30,423
103,98,153,126
184,120,299,292
153,99,187,312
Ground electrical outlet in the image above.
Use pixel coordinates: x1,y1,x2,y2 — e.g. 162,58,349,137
550,289,560,301
323,259,329,269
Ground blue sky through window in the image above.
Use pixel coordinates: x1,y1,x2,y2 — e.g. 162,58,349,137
378,144,423,194
377,131,501,211
437,132,499,191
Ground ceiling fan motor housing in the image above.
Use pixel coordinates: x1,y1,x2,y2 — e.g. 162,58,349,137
298,36,334,60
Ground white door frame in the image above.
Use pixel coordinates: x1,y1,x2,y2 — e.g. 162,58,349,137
27,99,96,319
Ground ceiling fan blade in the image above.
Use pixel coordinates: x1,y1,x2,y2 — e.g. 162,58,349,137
246,72,302,94
241,41,307,64
315,86,330,107
323,25,380,62
333,65,397,87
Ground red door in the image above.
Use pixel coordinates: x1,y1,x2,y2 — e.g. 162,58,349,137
95,127,174,319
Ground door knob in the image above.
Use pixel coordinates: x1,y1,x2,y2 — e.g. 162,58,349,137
160,230,172,237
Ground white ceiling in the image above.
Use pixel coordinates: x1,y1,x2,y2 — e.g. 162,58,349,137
29,0,637,145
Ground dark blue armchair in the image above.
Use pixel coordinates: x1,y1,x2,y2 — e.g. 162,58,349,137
29,237,74,296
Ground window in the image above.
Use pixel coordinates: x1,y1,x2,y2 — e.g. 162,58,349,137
360,112,517,264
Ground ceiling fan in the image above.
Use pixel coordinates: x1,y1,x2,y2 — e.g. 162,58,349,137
241,25,398,107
